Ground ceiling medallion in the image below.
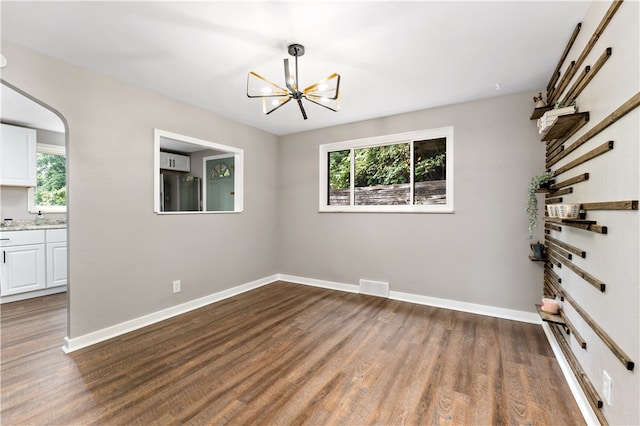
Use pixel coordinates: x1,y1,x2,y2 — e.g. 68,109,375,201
247,43,340,120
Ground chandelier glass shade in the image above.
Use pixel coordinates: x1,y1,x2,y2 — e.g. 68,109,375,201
247,44,340,120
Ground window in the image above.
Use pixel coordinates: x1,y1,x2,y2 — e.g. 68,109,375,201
154,129,244,214
28,143,66,213
319,127,453,213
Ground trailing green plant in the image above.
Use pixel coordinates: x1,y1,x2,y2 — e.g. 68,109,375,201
527,171,554,239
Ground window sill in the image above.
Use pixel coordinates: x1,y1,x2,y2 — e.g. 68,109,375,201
155,210,243,215
318,206,454,214
28,206,67,214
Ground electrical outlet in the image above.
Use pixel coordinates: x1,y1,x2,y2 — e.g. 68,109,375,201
172,280,181,294
602,370,612,405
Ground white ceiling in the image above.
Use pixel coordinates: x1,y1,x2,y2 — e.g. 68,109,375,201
0,1,591,136
1,83,66,133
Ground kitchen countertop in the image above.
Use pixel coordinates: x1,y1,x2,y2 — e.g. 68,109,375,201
0,220,66,232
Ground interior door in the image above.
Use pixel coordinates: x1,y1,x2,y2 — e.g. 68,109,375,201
205,157,234,211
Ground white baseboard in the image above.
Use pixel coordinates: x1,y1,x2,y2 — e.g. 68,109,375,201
276,274,360,294
278,274,539,324
390,290,540,324
63,274,539,353
540,322,600,426
1,286,66,304
62,274,278,353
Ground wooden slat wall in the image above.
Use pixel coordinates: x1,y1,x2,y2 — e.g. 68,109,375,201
561,290,635,371
549,325,608,425
532,2,638,423
547,23,582,94
560,311,588,349
545,235,586,258
550,173,589,190
562,48,613,105
581,200,638,210
548,92,640,168
547,0,623,105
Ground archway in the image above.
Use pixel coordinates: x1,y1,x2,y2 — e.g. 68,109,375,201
1,79,70,339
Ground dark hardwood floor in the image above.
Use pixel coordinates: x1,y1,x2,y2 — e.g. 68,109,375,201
1,281,585,425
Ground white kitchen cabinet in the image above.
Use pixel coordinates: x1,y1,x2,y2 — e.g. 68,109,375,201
46,229,67,288
0,123,37,187
160,151,190,172
0,230,46,296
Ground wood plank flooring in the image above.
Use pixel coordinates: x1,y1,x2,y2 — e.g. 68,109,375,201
1,281,585,425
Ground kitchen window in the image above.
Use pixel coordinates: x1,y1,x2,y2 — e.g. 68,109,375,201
28,143,66,213
319,127,453,213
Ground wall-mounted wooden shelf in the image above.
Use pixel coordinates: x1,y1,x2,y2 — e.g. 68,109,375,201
542,305,588,351
545,196,563,204
546,217,595,225
540,112,590,142
529,255,548,262
530,106,553,120
545,217,607,234
535,181,554,193
536,304,565,325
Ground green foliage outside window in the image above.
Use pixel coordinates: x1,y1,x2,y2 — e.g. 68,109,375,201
355,144,410,187
35,153,66,206
414,137,446,182
329,150,350,190
328,140,446,189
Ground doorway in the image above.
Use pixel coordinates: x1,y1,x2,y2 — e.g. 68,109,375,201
203,154,235,211
0,80,69,334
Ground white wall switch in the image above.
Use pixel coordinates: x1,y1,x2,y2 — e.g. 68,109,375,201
602,370,612,406
172,280,181,293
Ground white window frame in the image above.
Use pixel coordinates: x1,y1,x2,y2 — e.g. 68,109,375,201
28,143,66,213
319,127,454,213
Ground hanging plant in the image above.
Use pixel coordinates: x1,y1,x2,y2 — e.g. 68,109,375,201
527,171,555,239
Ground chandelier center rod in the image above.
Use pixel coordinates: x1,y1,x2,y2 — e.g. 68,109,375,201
288,44,304,97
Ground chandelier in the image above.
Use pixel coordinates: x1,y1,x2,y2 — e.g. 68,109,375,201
246,43,340,120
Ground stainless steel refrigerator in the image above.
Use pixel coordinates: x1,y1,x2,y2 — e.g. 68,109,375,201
160,174,201,212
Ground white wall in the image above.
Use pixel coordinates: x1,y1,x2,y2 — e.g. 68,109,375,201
277,91,546,312
1,41,279,338
547,1,639,424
